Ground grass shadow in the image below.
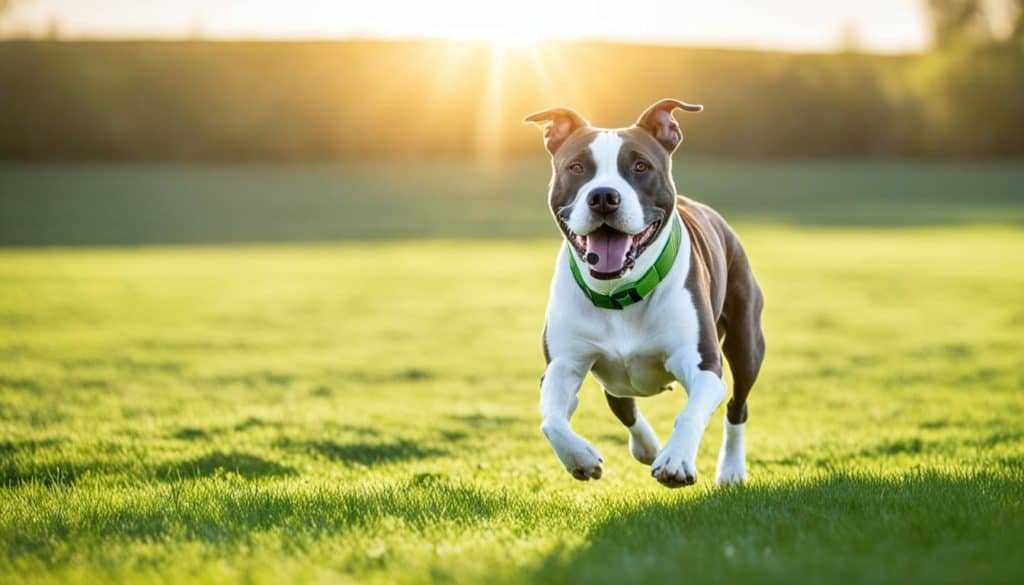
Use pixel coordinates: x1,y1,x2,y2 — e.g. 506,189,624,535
0,438,63,454
233,417,283,432
3,477,533,563
1,439,104,487
275,438,444,466
199,372,296,389
158,451,295,480
2,462,90,487
450,414,524,429
527,470,1024,585
171,427,211,441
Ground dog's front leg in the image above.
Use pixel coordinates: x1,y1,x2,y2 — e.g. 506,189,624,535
651,351,727,487
540,358,603,480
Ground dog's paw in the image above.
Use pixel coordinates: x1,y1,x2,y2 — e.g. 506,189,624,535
716,419,746,486
561,440,603,481
650,423,702,488
715,459,746,486
650,448,697,487
628,418,660,465
542,422,604,481
568,454,603,480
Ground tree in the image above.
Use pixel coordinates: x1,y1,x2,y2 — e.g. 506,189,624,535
927,0,992,48
1011,0,1024,40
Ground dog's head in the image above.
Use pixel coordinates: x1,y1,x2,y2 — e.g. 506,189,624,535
524,99,701,280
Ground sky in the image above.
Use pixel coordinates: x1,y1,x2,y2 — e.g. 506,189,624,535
1,0,937,53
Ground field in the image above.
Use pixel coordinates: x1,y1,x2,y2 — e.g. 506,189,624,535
3,159,1024,246
1,161,1023,584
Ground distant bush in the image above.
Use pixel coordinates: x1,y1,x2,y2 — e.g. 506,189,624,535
908,44,1024,156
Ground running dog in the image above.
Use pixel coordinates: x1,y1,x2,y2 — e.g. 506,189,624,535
525,99,765,487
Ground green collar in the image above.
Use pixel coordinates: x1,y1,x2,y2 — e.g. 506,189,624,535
566,215,683,310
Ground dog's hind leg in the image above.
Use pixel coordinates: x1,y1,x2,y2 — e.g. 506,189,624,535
605,392,660,465
716,261,765,485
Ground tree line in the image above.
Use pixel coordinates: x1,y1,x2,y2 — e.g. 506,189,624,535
0,1,1022,161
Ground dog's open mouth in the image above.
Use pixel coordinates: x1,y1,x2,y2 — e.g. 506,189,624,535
563,220,661,280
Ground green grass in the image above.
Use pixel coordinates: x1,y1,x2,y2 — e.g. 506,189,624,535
2,159,1024,245
1,226,1022,584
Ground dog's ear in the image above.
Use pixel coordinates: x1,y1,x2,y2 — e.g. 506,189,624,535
634,98,703,152
523,107,590,155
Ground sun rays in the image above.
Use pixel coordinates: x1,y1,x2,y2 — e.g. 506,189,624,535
407,39,565,166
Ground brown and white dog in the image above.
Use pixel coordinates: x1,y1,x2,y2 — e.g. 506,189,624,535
525,99,765,487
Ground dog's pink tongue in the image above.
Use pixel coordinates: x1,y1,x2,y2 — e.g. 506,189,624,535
586,228,631,274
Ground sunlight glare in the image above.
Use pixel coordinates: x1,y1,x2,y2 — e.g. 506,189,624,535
489,30,544,49
391,0,566,47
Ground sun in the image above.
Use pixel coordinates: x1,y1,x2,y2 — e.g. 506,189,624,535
434,26,546,49
489,30,543,49
397,1,556,49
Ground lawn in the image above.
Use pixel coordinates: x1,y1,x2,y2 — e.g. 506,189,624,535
2,159,1024,246
1,224,1022,584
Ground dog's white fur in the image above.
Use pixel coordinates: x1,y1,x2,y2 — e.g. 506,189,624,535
541,128,743,486
716,417,747,485
565,132,647,240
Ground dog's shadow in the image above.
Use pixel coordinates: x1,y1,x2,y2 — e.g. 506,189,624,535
525,470,1022,584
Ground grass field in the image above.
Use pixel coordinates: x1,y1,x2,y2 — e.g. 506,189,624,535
2,159,1024,246
1,161,1024,583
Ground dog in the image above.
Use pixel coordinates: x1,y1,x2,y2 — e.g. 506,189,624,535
524,99,765,487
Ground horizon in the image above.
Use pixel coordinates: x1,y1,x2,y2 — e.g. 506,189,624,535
0,0,942,54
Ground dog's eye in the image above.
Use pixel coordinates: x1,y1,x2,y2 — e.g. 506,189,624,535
567,161,585,175
633,160,650,174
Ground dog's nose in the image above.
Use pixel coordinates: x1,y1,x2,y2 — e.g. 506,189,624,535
586,188,621,215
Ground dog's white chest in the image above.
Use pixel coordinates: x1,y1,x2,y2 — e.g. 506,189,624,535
591,347,675,397
545,225,701,397
583,304,681,397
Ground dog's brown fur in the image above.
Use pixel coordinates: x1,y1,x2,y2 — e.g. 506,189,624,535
604,196,764,427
